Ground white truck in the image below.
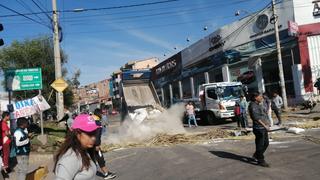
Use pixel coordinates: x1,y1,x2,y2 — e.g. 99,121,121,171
196,82,244,125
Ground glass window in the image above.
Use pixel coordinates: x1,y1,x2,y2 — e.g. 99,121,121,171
182,78,191,98
218,86,242,100
207,88,217,99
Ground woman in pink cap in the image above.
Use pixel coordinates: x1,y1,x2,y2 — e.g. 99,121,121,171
54,114,100,180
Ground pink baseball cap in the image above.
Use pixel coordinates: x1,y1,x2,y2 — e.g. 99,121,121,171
71,114,99,132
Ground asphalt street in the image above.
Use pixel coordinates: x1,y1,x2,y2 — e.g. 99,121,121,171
102,129,320,180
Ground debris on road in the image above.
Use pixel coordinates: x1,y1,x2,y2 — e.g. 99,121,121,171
101,128,231,152
288,120,320,129
287,127,305,134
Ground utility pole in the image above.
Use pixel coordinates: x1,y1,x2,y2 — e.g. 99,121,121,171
272,0,288,109
52,0,64,120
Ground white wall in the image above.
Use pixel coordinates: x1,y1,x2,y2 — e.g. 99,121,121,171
181,0,294,68
293,0,320,25
307,35,320,94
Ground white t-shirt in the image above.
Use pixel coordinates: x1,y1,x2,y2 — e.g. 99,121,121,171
14,128,29,147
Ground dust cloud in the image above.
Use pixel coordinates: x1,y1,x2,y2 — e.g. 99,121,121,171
104,103,186,145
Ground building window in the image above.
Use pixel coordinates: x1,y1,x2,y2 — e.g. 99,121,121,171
182,78,191,98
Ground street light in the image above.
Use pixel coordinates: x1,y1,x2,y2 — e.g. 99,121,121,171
203,26,208,31
235,10,250,16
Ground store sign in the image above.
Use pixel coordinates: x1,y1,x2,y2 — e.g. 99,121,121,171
209,35,225,52
256,14,269,30
250,25,282,39
152,53,181,80
288,21,299,37
313,0,320,17
155,60,177,75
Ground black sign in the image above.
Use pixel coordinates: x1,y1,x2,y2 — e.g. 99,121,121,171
152,52,181,80
313,1,320,16
209,34,225,52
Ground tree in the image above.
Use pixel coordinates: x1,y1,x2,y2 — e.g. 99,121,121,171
0,36,74,112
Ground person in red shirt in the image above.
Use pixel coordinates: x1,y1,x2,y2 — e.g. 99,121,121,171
1,111,11,172
234,102,242,128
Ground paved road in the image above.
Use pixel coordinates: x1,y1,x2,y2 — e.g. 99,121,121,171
10,129,320,180
103,129,320,180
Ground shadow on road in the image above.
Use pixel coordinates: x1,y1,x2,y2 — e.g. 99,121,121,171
209,151,257,166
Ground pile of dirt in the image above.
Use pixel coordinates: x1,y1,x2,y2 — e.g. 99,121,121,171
291,121,320,129
101,128,231,152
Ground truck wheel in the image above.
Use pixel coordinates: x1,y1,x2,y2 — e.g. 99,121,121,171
206,112,215,125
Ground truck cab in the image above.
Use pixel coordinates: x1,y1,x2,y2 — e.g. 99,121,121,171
198,82,243,124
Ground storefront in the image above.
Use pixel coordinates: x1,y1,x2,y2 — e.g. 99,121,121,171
152,0,320,105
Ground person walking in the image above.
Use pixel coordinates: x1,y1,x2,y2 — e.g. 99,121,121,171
271,92,283,126
263,93,273,127
1,112,11,173
92,109,116,179
248,92,270,167
14,117,32,180
54,114,100,180
234,102,243,128
101,109,109,136
186,101,198,128
239,95,249,128
57,108,74,135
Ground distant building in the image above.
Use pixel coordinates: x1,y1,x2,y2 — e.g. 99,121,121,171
121,57,158,71
73,79,111,113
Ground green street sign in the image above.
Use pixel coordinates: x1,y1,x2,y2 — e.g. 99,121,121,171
5,68,42,91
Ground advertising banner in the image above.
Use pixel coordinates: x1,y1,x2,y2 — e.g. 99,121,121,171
13,95,50,119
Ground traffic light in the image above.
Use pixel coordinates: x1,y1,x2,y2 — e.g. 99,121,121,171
0,23,4,46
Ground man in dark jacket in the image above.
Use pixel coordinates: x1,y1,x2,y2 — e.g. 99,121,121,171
248,92,270,167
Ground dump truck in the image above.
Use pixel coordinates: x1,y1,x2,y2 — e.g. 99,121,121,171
120,70,163,124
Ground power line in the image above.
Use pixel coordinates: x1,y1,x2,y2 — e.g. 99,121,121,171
62,0,180,13
0,0,180,18
2,0,255,27
0,3,52,29
15,0,47,25
63,15,235,35
31,0,53,24
61,0,253,21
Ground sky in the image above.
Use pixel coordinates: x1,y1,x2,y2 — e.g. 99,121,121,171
0,0,271,87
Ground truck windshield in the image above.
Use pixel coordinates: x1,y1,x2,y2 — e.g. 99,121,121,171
218,85,242,100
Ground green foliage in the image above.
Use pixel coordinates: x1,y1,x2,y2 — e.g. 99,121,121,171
0,36,75,111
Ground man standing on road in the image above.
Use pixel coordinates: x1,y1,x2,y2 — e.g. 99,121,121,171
248,92,270,167
271,92,283,126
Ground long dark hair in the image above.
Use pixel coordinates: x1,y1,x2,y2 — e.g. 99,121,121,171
53,129,96,172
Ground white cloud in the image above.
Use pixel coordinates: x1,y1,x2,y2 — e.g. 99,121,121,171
106,23,173,50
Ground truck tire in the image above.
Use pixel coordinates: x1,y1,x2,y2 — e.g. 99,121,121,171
201,111,215,125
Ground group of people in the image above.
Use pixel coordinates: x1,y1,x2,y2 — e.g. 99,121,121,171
0,112,35,180
234,92,283,129
55,108,116,180
0,108,116,180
